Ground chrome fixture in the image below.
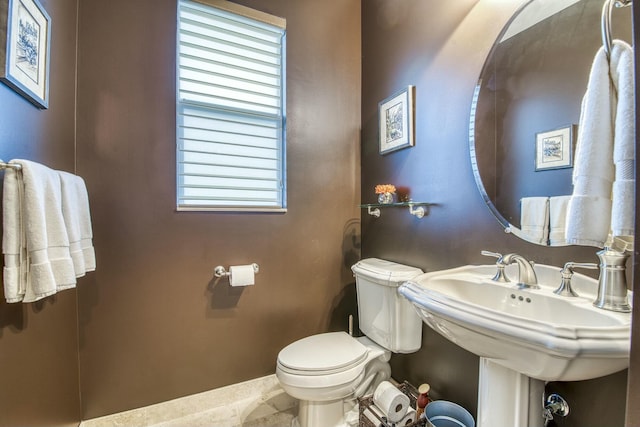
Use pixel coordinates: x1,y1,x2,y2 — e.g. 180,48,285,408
501,253,539,289
593,248,631,312
543,393,569,425
367,206,381,218
213,263,259,278
602,0,633,59
408,204,426,218
481,250,510,282
554,262,598,297
0,159,22,171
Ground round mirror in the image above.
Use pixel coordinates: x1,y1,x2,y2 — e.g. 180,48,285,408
470,0,632,246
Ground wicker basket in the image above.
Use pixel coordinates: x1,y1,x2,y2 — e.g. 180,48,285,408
357,381,427,427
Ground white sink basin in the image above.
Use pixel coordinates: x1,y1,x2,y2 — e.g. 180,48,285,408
398,264,632,381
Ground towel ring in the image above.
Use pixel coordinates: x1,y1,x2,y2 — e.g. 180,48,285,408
602,0,633,60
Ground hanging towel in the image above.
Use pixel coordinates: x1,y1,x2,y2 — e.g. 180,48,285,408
520,197,549,245
9,160,76,302
548,196,571,246
609,40,635,238
566,40,635,247
2,166,27,302
59,171,96,277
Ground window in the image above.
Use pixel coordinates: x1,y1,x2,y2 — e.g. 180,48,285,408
177,0,286,211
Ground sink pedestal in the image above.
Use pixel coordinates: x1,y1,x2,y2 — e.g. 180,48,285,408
478,358,545,427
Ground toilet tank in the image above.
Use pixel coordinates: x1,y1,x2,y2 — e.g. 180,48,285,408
351,258,423,353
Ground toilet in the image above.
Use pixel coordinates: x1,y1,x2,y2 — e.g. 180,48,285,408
276,258,424,427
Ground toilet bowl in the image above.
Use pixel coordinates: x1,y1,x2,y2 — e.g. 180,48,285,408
276,258,424,427
276,332,391,427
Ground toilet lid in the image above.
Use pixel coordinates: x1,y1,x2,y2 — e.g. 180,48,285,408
278,332,368,374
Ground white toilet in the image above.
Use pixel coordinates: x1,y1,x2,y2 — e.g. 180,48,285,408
276,258,424,427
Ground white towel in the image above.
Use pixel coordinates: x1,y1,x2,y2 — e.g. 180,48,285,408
520,197,549,245
4,160,77,303
610,40,635,237
548,196,571,246
566,40,635,246
2,167,27,302
59,171,96,277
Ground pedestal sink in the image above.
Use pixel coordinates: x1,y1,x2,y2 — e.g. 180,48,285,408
398,264,632,427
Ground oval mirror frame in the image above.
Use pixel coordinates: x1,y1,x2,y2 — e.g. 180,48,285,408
469,0,632,246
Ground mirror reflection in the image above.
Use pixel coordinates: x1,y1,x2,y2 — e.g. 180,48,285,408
470,0,633,246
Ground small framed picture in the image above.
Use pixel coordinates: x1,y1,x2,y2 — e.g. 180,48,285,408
0,0,51,109
378,85,415,155
535,125,574,171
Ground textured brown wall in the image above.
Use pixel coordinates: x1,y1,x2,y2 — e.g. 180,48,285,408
76,0,361,419
362,2,634,426
0,0,81,426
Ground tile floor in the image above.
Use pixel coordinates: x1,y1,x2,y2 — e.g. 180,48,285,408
80,375,297,427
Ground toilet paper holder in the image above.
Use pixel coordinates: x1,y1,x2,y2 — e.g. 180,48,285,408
214,263,260,278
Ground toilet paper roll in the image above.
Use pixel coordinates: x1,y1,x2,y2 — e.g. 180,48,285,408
398,407,417,426
229,265,255,287
372,381,410,423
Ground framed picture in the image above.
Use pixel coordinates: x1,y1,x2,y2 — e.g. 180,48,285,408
0,0,51,108
535,125,574,171
378,85,415,155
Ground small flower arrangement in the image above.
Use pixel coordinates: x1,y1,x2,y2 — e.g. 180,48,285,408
375,184,396,204
375,184,396,195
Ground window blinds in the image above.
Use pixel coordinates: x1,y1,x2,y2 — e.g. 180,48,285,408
177,0,286,211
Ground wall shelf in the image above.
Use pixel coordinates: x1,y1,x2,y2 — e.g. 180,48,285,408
359,201,431,219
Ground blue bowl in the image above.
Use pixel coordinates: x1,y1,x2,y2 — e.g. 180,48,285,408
424,400,475,427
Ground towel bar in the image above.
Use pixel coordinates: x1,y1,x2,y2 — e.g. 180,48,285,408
0,159,21,171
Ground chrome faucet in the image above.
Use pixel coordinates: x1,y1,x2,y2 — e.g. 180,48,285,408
501,253,539,289
481,250,510,282
554,262,598,297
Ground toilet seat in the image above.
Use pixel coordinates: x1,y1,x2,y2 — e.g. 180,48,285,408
277,332,368,376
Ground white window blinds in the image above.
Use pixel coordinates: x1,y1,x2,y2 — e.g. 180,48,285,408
177,0,286,211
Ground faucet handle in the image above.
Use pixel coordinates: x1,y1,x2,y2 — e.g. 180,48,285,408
562,262,598,274
481,250,510,282
481,250,503,260
554,262,598,297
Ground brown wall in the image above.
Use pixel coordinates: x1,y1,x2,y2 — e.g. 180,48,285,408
75,0,361,419
1,1,638,426
0,1,81,426
361,2,634,427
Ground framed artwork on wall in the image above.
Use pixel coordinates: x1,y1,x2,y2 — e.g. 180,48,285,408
0,0,51,109
378,85,415,155
535,125,574,171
